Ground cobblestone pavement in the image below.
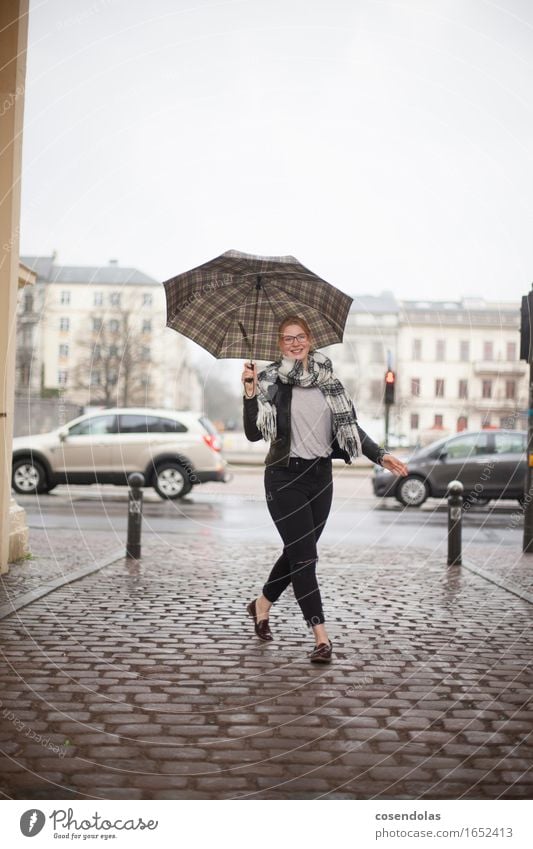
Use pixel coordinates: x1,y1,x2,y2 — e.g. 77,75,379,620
0,534,532,801
1,528,123,602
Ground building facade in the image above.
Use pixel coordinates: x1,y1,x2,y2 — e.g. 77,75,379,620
327,293,527,446
18,255,203,415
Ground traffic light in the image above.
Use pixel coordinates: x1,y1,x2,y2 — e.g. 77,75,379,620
384,369,395,405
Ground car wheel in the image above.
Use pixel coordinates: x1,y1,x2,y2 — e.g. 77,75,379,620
12,458,49,495
153,462,192,499
396,475,429,507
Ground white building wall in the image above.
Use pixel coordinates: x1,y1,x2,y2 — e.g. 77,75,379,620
40,278,200,411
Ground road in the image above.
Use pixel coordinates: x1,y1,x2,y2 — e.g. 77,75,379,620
16,465,523,550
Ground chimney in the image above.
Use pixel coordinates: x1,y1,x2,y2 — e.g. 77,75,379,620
109,259,118,265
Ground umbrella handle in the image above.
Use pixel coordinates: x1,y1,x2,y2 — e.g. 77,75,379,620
244,361,255,384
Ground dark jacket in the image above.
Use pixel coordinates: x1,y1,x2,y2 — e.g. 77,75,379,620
243,379,387,468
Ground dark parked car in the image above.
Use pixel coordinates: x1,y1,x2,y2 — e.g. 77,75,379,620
373,429,526,507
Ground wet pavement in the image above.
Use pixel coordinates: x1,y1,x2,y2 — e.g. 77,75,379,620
1,510,532,800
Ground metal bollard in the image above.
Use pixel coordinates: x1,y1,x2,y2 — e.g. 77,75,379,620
447,479,463,566
126,472,145,559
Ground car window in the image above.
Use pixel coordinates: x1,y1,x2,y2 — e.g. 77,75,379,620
118,415,187,433
445,433,491,459
156,417,187,433
494,432,526,454
68,415,116,436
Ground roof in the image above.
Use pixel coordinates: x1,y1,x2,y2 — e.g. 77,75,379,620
350,291,399,314
20,255,159,286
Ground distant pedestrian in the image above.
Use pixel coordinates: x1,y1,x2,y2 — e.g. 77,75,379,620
242,315,408,663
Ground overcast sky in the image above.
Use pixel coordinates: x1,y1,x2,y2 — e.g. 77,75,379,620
21,0,533,310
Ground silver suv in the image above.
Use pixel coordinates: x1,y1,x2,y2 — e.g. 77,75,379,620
11,407,228,500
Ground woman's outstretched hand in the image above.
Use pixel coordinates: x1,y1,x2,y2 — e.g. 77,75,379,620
382,454,409,476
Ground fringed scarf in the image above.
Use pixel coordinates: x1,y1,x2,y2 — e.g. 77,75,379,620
255,350,362,459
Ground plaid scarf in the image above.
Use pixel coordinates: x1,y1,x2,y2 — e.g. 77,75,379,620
255,350,362,459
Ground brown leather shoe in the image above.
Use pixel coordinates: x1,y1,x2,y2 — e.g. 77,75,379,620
246,599,273,642
310,640,332,663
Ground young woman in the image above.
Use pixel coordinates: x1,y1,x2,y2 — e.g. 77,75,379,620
241,315,408,663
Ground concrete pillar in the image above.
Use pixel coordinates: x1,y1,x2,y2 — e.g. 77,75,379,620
0,1,29,574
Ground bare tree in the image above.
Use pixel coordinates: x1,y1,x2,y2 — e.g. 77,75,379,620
72,307,157,407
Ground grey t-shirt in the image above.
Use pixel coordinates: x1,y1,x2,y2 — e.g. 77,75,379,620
289,386,334,459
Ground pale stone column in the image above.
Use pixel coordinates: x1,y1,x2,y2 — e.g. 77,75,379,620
0,0,29,574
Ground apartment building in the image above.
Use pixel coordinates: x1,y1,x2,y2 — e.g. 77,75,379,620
17,255,202,412
328,293,526,445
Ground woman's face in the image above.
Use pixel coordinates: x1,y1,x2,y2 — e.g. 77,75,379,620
278,323,312,363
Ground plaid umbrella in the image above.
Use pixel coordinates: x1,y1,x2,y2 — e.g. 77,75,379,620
162,249,353,363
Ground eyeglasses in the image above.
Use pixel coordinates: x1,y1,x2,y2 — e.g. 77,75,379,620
280,333,308,345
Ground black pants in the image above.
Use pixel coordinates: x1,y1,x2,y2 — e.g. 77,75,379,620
262,457,333,627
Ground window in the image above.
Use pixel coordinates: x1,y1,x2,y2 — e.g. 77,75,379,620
434,414,443,428
483,341,494,360
143,293,152,307
69,415,116,436
90,371,101,386
410,413,419,429
59,344,69,358
92,317,102,332
109,319,119,333
109,371,118,384
142,319,152,333
411,378,420,397
93,344,101,361
505,380,516,399
435,379,445,398
482,379,492,399
457,416,468,431
459,340,470,361
445,432,490,459
57,370,68,385
24,292,33,313
110,291,121,306
141,346,151,361
436,339,445,361
117,414,187,434
507,341,517,361
494,432,526,454
157,417,187,433
59,317,70,332
371,341,384,363
109,345,119,358
412,339,422,360
458,379,468,399
60,290,70,305
94,292,103,306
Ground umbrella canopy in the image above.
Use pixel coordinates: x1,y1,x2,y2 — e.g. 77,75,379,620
162,249,353,362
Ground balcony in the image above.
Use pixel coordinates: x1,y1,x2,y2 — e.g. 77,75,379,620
473,360,526,376
473,396,524,411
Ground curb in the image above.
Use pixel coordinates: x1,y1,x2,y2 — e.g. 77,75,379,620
0,547,125,620
462,559,533,606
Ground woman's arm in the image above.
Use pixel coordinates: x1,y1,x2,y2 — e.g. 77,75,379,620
353,406,408,475
243,395,263,442
356,422,389,465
